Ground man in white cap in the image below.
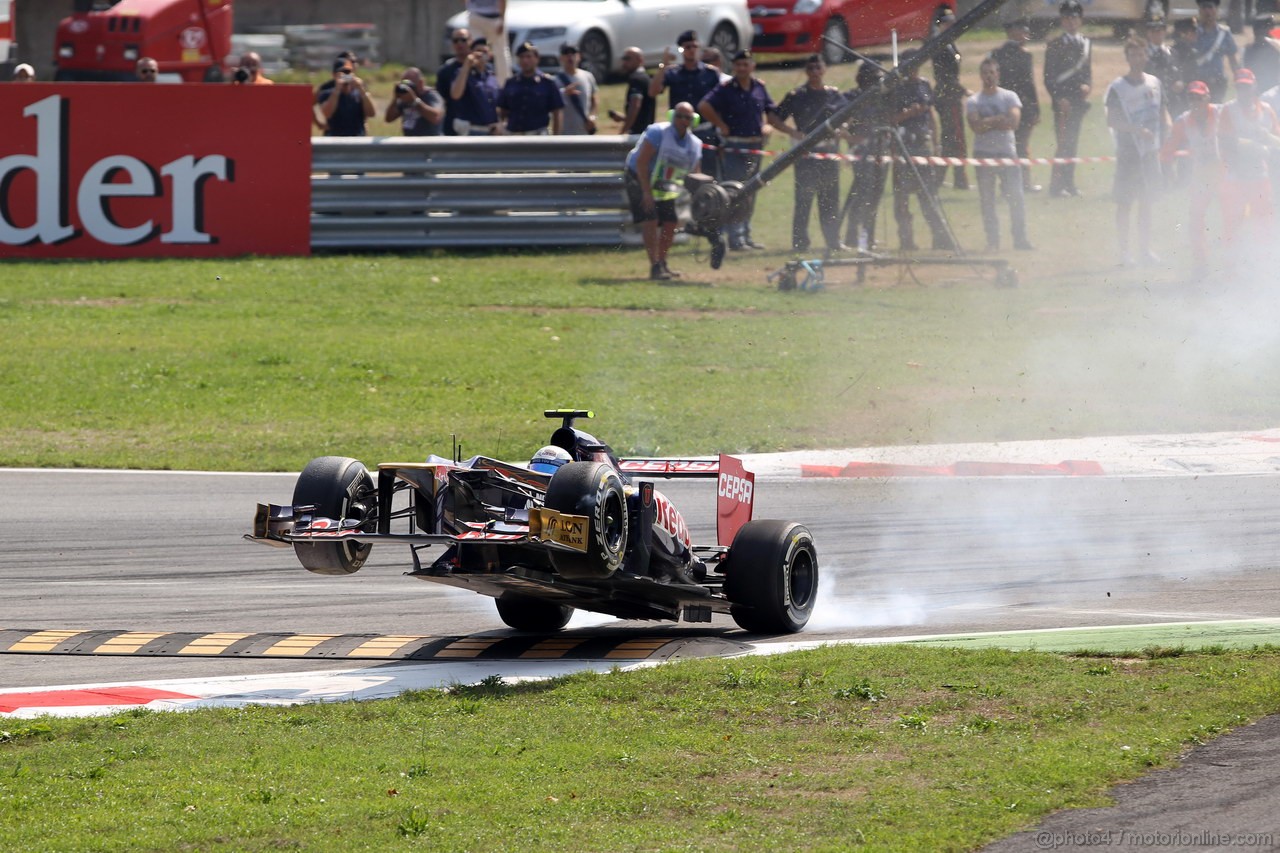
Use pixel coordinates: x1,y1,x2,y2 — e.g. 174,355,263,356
12,63,35,82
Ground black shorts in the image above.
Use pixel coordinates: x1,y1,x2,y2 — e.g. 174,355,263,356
625,171,679,224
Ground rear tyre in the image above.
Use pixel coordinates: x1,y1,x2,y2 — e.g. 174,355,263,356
291,456,374,576
821,18,850,65
579,30,612,81
709,22,740,59
725,520,819,634
495,594,574,632
544,461,628,580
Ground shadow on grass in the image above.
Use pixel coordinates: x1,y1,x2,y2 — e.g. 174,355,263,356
579,276,714,288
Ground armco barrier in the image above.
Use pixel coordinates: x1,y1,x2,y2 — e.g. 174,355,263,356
310,135,635,250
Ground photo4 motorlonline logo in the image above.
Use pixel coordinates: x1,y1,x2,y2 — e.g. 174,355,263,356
0,84,312,258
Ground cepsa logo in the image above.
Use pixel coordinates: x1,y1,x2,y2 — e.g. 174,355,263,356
0,84,312,258
718,472,753,506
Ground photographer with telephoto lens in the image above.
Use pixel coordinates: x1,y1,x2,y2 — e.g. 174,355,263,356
384,67,444,136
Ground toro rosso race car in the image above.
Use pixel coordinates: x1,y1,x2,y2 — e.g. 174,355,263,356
247,410,819,634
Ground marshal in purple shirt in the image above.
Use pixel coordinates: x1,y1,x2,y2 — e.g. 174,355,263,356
701,77,777,137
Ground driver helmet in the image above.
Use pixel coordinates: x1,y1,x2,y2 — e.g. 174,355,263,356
529,445,572,474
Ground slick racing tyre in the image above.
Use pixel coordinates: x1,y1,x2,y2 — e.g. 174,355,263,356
291,456,374,576
495,594,574,632
725,520,818,634
544,462,628,580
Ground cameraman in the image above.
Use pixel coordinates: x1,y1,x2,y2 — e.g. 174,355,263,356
384,67,444,136
317,58,375,137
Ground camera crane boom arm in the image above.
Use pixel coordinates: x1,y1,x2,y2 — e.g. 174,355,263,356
688,0,1010,235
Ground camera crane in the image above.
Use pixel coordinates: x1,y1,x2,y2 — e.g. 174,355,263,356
688,0,1012,250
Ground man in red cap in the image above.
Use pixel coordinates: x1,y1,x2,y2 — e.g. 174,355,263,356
1218,66,1280,248
1162,79,1222,276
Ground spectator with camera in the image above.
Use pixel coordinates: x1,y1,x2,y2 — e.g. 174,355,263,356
317,58,376,137
556,44,598,135
498,42,565,135
385,67,444,136
449,37,502,135
235,51,273,85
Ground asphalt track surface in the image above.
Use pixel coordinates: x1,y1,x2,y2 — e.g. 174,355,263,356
4,466,1280,848
5,467,1279,686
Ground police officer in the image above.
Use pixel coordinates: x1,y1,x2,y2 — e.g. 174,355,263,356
1044,0,1092,197
1193,0,1239,103
990,18,1041,192
774,54,847,253
497,42,565,135
652,31,725,179
699,49,784,251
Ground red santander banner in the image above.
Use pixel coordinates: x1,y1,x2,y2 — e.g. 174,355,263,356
0,84,311,258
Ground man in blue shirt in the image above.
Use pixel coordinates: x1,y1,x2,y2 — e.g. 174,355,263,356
699,50,784,250
498,42,565,134
437,27,472,136
448,37,502,135
317,58,375,137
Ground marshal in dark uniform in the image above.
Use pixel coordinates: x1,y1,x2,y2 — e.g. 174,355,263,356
931,10,970,190
1043,0,1092,197
774,55,847,252
990,17,1041,191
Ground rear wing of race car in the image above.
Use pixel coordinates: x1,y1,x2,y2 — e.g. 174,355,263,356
619,454,755,548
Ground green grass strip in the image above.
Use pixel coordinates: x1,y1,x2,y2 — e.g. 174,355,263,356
3,644,1279,851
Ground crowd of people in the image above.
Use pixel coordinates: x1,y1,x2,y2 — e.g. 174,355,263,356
615,0,1280,279
11,0,1278,280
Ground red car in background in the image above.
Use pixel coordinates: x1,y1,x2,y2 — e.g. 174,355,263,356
750,0,955,65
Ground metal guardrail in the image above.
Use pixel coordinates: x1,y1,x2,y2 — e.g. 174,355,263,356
310,135,635,250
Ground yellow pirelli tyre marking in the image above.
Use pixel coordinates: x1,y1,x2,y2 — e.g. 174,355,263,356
520,639,585,659
435,638,500,658
93,632,169,654
9,630,86,652
263,634,339,656
178,633,254,655
606,639,672,659
348,636,424,657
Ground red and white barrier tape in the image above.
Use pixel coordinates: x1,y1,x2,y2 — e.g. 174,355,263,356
703,143,1119,166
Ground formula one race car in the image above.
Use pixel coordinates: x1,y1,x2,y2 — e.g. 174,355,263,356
247,410,818,634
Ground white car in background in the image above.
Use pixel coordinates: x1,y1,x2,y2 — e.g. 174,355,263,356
443,0,752,80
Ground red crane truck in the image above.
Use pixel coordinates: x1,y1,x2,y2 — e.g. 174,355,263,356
53,0,232,82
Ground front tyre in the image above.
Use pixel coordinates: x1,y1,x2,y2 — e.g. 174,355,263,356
725,520,818,634
544,461,628,580
495,594,574,632
291,456,374,576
